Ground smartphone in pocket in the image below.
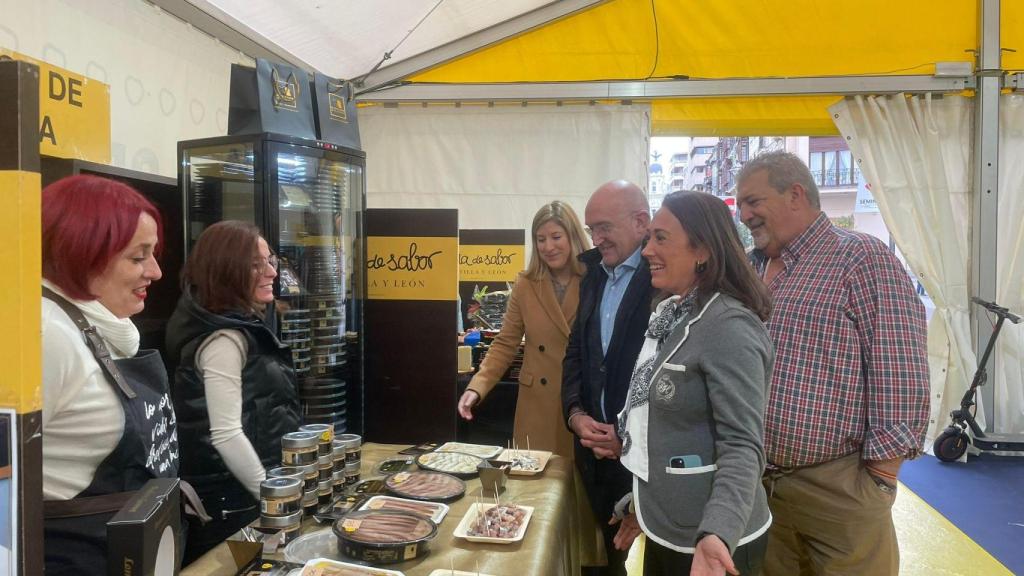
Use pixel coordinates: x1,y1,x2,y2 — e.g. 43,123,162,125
669,454,703,468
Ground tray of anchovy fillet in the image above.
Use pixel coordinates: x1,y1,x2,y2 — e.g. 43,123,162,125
494,448,551,476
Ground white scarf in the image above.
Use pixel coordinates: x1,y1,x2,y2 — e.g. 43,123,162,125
43,279,140,358
619,291,719,482
619,294,691,482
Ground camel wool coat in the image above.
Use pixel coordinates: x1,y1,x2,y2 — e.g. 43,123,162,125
468,270,580,459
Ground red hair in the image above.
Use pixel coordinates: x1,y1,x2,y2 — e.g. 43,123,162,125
42,175,163,301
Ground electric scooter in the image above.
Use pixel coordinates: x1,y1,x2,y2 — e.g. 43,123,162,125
933,297,1023,462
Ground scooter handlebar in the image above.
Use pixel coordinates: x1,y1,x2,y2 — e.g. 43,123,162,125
971,297,1022,324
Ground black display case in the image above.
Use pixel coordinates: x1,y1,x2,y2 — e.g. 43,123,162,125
177,133,365,435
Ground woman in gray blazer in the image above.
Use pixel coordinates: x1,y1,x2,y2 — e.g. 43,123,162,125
612,190,774,576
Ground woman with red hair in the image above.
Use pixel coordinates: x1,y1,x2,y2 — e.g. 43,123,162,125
41,175,180,575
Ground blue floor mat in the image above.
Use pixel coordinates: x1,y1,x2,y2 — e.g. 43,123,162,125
900,453,1024,574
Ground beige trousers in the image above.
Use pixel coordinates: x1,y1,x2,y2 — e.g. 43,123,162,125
762,452,899,576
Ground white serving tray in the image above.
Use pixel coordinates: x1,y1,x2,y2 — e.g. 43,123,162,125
358,495,450,523
417,451,484,476
452,503,534,544
300,557,405,575
496,449,552,476
435,442,503,459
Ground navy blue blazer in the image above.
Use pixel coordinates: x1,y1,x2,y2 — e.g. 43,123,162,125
561,246,657,520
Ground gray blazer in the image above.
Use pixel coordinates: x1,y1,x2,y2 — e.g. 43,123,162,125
633,292,773,553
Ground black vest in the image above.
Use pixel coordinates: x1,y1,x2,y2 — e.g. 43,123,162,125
165,291,299,493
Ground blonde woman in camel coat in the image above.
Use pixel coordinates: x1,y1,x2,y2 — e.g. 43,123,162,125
458,201,603,572
458,201,589,457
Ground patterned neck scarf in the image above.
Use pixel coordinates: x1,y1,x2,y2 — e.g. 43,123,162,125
618,288,699,452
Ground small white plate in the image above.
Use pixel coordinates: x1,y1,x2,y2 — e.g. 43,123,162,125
452,503,534,544
427,571,497,576
435,442,503,459
358,495,450,523
300,557,405,575
496,449,552,476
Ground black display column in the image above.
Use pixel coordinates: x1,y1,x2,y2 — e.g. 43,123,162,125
0,58,43,576
363,208,458,443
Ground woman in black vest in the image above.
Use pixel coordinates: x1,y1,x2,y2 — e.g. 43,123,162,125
41,175,179,575
166,220,300,564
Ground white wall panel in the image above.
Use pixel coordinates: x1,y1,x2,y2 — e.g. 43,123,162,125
0,0,253,177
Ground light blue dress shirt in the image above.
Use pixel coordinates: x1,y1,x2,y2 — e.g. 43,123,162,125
598,246,643,419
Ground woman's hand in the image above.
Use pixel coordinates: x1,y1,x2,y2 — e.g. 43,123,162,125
691,534,738,576
457,389,480,420
608,513,641,551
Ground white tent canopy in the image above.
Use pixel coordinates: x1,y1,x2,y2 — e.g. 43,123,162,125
162,0,591,83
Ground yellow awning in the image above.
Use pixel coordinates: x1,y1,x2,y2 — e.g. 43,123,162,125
652,96,843,136
407,0,1022,135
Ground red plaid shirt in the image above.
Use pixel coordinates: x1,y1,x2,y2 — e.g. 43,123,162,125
751,213,930,467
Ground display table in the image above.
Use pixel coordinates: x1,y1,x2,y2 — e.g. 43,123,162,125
182,443,575,575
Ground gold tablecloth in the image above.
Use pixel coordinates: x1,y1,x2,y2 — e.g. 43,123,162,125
182,442,575,576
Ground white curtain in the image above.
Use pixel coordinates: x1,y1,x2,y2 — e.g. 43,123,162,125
995,94,1024,434
830,94,978,444
358,104,651,229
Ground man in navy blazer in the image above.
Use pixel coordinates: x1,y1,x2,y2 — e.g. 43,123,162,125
563,180,655,576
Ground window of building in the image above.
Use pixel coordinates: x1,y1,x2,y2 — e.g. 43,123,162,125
809,150,856,187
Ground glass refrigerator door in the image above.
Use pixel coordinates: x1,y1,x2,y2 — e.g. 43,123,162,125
182,141,258,245
272,147,361,432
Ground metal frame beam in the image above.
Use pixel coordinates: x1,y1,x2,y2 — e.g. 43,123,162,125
354,0,608,94
356,75,973,103
148,0,315,72
972,0,1001,430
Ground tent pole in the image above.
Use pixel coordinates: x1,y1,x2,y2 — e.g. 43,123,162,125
356,75,972,102
972,0,1001,431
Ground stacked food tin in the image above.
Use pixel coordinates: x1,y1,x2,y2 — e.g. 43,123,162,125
272,162,355,436
258,476,302,544
280,309,312,377
338,433,362,486
331,439,347,495
297,423,336,512
476,289,511,330
280,431,322,517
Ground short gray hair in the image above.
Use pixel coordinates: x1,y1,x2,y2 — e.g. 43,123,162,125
736,151,820,209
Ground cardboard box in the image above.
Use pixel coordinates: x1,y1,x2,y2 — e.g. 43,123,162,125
107,478,181,576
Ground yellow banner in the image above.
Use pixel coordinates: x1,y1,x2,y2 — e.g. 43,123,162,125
0,171,42,413
1,49,111,163
367,236,458,301
459,244,524,282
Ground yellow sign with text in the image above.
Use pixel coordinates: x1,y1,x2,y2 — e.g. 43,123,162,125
1,49,111,163
0,171,42,413
459,244,524,282
367,236,458,301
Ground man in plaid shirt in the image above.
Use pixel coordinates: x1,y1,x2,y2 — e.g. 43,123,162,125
736,151,930,575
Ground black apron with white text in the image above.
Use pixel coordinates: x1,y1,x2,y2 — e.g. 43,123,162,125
42,289,180,575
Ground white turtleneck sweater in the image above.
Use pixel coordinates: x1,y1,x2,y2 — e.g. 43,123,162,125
41,280,138,501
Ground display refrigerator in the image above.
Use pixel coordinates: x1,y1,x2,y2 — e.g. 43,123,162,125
178,133,365,435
